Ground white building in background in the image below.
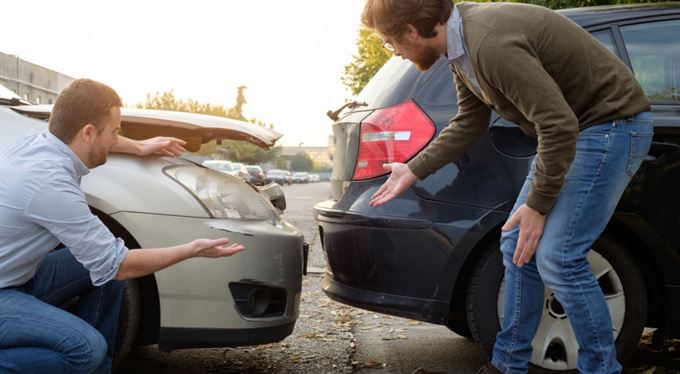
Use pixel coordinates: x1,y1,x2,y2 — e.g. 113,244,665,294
0,52,73,104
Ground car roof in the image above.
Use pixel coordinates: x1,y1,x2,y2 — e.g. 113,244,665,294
560,2,680,27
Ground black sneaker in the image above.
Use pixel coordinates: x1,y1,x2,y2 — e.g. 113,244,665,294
474,363,502,374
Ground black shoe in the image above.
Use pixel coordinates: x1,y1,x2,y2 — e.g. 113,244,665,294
474,363,502,374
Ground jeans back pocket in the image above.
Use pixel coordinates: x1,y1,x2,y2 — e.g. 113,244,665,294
627,131,654,177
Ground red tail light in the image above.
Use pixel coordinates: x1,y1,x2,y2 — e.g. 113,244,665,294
352,100,435,180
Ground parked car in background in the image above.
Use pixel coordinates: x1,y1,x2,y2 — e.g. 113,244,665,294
0,86,308,369
202,160,237,176
308,174,321,183
266,169,292,185
230,162,251,182
315,4,680,373
246,165,266,186
292,172,310,184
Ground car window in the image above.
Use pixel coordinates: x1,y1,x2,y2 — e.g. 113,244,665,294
620,19,680,103
355,56,421,109
591,29,618,56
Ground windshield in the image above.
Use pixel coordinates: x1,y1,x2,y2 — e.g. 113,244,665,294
203,161,234,171
0,84,20,100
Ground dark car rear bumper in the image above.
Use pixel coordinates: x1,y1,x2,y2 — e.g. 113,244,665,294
321,274,449,324
314,200,464,325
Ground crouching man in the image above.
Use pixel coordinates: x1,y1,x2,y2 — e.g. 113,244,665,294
0,79,245,373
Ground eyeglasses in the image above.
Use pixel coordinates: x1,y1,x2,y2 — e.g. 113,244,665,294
382,39,395,52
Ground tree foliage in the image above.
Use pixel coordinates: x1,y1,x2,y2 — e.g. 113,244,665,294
136,87,280,161
341,28,392,96
470,0,674,9
342,0,674,94
290,152,314,171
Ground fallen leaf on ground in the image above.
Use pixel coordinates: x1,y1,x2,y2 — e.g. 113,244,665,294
381,335,407,341
353,358,387,369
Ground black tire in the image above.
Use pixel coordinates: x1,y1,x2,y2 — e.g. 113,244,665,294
466,235,646,373
447,319,472,340
112,279,141,372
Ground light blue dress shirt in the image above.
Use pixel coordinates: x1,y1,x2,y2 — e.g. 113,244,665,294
447,5,482,95
0,130,128,288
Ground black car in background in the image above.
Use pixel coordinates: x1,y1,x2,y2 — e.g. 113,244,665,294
266,169,292,185
315,4,680,372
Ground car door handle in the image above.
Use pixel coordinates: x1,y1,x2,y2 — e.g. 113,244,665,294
645,141,680,161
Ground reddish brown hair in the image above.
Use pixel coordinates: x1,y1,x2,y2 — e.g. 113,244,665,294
49,78,122,144
362,0,453,38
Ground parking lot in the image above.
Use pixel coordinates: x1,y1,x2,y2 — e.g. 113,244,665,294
121,182,679,373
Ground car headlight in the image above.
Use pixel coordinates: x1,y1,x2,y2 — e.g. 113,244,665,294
164,165,279,225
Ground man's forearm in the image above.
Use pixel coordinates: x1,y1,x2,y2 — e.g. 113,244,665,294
110,136,141,155
115,243,196,281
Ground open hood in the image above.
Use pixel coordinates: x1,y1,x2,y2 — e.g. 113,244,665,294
10,105,282,151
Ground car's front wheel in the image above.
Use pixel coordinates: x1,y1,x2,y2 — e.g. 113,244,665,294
466,234,646,373
112,279,141,371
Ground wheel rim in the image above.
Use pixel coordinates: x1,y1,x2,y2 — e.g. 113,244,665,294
496,250,625,371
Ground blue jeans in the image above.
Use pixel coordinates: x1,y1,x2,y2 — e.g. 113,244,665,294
491,113,654,374
0,248,125,374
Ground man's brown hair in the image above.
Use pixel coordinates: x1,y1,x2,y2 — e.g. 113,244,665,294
49,78,122,144
362,0,453,39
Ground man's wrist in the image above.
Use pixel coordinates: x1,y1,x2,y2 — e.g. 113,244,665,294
133,139,144,156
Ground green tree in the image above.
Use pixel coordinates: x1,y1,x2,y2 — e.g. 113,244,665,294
136,87,279,161
470,0,673,9
290,152,314,171
341,28,392,95
342,0,675,94
227,85,248,121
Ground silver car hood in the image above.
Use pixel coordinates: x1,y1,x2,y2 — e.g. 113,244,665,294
11,105,282,151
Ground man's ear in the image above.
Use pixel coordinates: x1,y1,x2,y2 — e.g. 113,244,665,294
404,24,419,40
80,124,98,144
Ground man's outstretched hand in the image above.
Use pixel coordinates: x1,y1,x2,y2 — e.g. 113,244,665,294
369,163,418,207
136,136,187,156
192,238,245,258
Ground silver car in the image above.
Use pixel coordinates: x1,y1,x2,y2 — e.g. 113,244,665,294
0,85,307,366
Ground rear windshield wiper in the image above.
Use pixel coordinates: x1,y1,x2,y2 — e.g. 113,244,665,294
326,100,367,121
0,97,33,106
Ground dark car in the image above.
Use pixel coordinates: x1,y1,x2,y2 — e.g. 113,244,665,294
266,169,292,185
315,4,680,372
246,165,266,185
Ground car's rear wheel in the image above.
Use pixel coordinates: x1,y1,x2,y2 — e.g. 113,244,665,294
466,234,646,373
112,279,141,372
447,319,472,339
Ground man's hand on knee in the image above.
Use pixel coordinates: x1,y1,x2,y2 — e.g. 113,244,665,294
502,204,546,267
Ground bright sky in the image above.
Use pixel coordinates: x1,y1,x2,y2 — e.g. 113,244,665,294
2,0,368,147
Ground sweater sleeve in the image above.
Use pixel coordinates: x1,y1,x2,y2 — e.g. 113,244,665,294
476,40,579,214
407,66,491,179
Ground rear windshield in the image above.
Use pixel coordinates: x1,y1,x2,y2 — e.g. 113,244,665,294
355,56,449,109
355,57,422,109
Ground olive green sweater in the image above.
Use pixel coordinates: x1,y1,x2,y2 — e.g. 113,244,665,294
407,2,650,214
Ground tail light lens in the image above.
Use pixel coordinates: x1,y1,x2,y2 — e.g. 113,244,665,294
352,100,435,180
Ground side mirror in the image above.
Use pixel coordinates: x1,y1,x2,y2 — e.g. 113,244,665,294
258,183,287,213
